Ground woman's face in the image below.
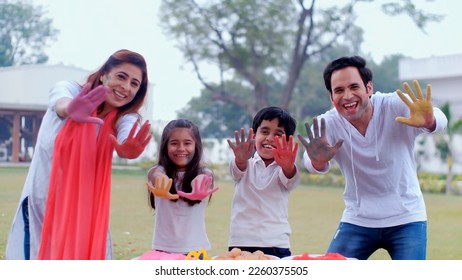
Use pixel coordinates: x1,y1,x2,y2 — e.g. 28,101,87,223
166,128,196,171
100,63,142,110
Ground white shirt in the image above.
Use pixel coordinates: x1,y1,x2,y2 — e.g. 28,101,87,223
303,91,448,228
228,153,300,248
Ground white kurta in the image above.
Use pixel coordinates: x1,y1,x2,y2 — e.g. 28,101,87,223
5,80,139,260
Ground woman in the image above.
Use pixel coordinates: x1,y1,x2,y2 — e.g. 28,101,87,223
6,49,152,260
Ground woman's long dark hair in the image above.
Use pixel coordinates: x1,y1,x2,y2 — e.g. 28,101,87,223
149,119,206,208
85,49,148,125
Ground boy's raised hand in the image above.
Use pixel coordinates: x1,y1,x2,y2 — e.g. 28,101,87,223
177,174,219,201
146,175,179,200
274,135,298,178
395,80,435,130
227,128,255,169
297,117,343,170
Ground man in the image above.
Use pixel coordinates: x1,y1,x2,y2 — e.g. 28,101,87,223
298,56,447,260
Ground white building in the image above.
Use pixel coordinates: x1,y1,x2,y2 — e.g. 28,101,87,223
0,64,155,162
399,53,462,174
399,53,462,118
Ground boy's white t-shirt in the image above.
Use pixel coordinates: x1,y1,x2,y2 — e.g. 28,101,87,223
228,153,300,248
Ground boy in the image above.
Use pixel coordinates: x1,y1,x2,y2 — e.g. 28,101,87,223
226,106,300,258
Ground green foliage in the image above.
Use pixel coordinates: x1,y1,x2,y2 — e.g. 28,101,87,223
159,0,365,116
369,54,405,92
381,0,443,32
433,102,462,194
0,1,58,66
160,0,436,135
3,166,462,260
298,167,461,196
418,172,446,194
299,166,345,188
177,83,253,138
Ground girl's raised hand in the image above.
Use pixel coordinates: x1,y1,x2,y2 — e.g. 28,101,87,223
146,175,179,200
177,174,219,201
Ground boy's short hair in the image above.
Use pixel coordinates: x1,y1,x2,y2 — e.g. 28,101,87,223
252,106,296,139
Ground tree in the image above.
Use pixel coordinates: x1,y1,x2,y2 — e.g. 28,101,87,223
369,54,404,93
178,50,403,138
177,83,253,138
159,0,442,119
434,102,462,195
0,0,58,66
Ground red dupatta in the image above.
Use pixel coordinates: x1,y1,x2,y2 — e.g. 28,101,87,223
38,110,117,260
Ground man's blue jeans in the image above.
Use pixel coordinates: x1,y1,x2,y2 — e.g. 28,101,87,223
327,221,427,260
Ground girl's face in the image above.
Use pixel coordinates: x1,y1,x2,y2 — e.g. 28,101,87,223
255,118,285,166
100,62,142,110
167,128,196,171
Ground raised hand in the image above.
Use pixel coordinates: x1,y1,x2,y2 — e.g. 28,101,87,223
297,118,343,170
227,128,255,169
67,83,109,125
146,175,179,200
110,120,152,159
395,80,435,129
273,135,298,177
177,174,219,201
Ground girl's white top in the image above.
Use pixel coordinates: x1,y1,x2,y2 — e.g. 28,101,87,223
149,165,212,254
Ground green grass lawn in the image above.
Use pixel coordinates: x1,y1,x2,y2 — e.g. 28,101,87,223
1,166,461,260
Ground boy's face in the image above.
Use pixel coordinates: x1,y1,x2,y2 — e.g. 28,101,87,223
255,119,285,166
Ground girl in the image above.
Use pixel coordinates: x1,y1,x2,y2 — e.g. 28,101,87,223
146,119,218,254
6,49,152,260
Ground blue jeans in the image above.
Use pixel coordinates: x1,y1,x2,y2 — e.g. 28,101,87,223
22,197,30,260
327,221,427,260
228,246,291,259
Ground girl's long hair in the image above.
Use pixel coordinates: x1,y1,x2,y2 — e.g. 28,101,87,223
149,119,205,208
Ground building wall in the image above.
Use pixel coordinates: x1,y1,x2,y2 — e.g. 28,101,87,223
0,64,155,162
0,64,89,110
399,53,462,118
399,53,462,174
0,64,154,121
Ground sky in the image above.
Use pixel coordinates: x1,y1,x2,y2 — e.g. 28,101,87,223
29,0,462,122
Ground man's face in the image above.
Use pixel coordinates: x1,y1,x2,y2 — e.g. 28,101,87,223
330,66,373,125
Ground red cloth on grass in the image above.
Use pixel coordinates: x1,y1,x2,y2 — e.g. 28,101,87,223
38,111,116,260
